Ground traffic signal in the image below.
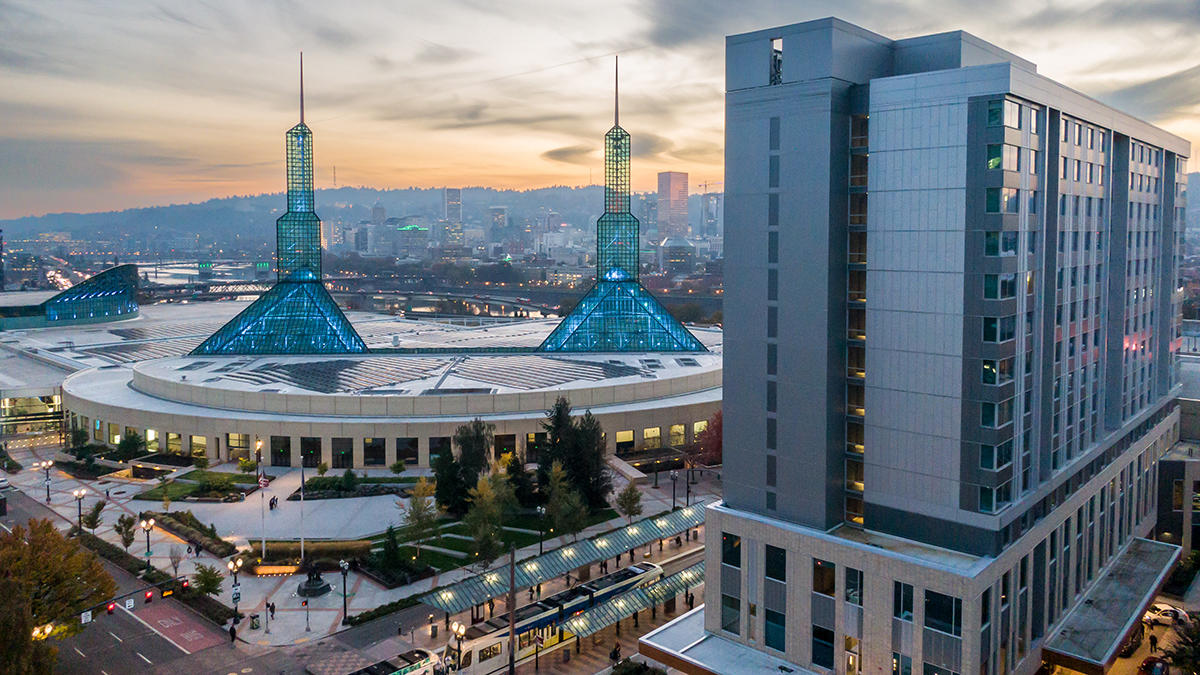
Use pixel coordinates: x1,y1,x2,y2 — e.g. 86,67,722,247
145,590,153,604
161,588,174,598
301,599,308,607
181,579,189,590
106,602,115,615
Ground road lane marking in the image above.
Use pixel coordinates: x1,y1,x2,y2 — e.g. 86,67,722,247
74,647,86,657
119,605,190,654
0,521,11,533
108,630,123,642
137,652,152,665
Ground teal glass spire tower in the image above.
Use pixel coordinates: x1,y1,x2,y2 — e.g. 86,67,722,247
193,54,366,355
539,58,705,353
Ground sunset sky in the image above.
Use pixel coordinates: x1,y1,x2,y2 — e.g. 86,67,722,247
2,0,1199,219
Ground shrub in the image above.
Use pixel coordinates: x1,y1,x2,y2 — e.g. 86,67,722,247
261,539,372,562
197,472,235,495
193,455,209,469
612,660,667,675
143,511,236,558
345,596,421,626
340,469,359,492
237,457,255,474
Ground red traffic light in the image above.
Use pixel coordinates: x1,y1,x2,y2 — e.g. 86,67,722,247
106,602,116,615
301,600,308,607
145,590,153,603
181,579,189,589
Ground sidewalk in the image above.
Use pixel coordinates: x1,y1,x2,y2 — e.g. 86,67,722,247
4,439,719,648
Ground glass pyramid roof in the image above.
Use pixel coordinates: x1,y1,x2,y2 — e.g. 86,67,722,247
191,280,366,355
538,280,706,353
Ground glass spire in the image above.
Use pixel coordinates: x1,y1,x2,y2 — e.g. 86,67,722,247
278,52,320,281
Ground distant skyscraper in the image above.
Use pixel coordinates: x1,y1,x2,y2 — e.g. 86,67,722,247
444,188,462,224
657,171,689,238
489,206,507,239
371,200,386,225
702,192,723,237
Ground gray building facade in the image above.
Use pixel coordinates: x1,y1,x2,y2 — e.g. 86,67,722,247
644,17,1189,675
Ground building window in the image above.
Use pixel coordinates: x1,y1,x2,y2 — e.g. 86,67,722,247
846,567,863,606
813,626,835,669
166,432,182,454
894,582,914,620
767,417,777,448
226,433,250,460
769,193,779,227
766,544,786,581
768,306,777,337
924,665,959,675
669,424,685,447
615,430,634,454
145,429,159,452
980,440,1013,470
767,491,777,510
189,435,206,458
270,436,291,467
767,343,777,375
769,155,780,188
722,532,742,567
301,437,321,468
643,426,661,449
332,437,353,469
850,154,868,187
985,187,1019,214
721,595,740,634
769,116,781,150
767,454,777,487
363,437,385,466
765,609,786,651
893,654,913,675
397,437,418,465
767,380,777,412
924,590,963,636
984,273,1016,300
986,144,1019,171
981,399,1013,428
813,559,836,596
850,115,868,149
984,231,1018,256
768,231,779,263
979,482,1012,513
693,420,707,438
981,358,1013,384
982,316,1015,343
768,268,778,300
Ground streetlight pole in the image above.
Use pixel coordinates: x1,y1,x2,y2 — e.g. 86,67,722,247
140,518,154,570
37,460,53,503
256,438,265,560
73,488,86,531
227,558,243,624
536,505,545,555
670,470,678,510
450,621,466,669
339,559,350,625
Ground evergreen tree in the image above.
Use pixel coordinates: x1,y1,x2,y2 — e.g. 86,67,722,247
454,418,494,488
115,514,136,552
80,500,105,535
382,525,401,568
1165,616,1200,675
192,563,223,597
572,411,613,510
615,482,643,524
545,461,587,541
503,452,538,508
433,449,467,517
464,475,505,566
539,397,575,483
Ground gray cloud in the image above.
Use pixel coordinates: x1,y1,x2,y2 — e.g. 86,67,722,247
1099,63,1200,121
542,144,595,164
632,132,673,158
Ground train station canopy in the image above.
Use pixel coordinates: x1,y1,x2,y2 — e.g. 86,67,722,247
423,500,710,615
563,561,705,638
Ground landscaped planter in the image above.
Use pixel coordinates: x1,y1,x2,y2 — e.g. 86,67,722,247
286,484,411,501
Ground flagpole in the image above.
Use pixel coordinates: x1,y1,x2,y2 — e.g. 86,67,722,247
300,461,305,562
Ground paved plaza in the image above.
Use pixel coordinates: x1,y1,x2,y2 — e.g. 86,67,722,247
2,431,718,654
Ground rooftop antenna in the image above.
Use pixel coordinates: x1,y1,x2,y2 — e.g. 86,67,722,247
299,51,305,124
614,54,619,126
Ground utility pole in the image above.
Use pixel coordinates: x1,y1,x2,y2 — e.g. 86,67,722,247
507,544,516,674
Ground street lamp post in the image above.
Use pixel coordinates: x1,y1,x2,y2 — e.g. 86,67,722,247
73,488,86,531
339,559,350,625
255,438,265,560
227,558,243,624
140,518,154,570
536,505,546,555
670,470,678,510
450,621,467,668
37,460,53,503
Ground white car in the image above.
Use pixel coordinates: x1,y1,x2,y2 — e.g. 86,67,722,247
1144,603,1190,626
0,476,8,490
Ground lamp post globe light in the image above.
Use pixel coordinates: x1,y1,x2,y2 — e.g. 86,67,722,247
450,620,467,667
536,505,546,555
670,470,678,510
140,518,155,570
37,460,53,503
72,488,86,530
339,559,350,625
227,557,244,624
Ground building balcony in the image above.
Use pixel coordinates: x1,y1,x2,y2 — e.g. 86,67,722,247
847,327,866,342
845,478,865,493
848,290,866,303
847,367,865,380
847,405,865,419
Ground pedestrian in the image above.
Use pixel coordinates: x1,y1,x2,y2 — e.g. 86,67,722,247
269,602,276,620
1150,633,1159,653
186,545,192,556
229,623,237,647
610,641,621,663
195,542,203,558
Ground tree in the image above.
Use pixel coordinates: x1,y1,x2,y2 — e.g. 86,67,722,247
539,397,575,482
237,457,255,474
192,455,209,469
0,519,116,654
401,478,441,555
115,514,136,553
316,461,329,477
545,461,587,541
80,500,105,535
117,431,145,458
615,483,643,524
168,545,183,577
572,411,613,511
464,474,505,566
161,489,172,514
389,460,406,475
696,409,723,466
502,452,538,508
381,525,401,568
192,563,223,597
454,418,494,489
1165,615,1200,675
70,428,88,448
433,449,467,517
0,569,56,674
340,469,359,492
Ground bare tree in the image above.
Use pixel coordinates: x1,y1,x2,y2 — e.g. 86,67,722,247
168,545,183,577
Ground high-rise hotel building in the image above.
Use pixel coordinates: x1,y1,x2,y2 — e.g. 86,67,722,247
642,18,1189,675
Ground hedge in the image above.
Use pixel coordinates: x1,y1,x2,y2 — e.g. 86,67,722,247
73,531,238,625
345,596,422,626
142,510,237,558
261,539,373,561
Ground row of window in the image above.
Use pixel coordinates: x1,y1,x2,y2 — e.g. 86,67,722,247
1060,117,1105,151
985,188,1039,214
987,99,1038,132
1059,157,1104,185
987,144,1038,173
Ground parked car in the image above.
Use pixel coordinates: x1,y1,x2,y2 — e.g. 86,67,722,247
1144,603,1190,626
1139,656,1169,675
0,476,9,490
1119,620,1145,658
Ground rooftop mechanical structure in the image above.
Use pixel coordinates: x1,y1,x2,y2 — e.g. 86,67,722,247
539,59,705,353
192,54,366,356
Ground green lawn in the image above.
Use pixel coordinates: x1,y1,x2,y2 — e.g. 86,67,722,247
134,481,199,501
177,469,262,484
397,545,464,571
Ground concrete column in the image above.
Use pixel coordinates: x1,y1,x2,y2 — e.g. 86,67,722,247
320,436,333,468
352,437,366,469
419,437,430,468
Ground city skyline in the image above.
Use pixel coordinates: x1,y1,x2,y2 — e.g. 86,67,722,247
2,1,1199,220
